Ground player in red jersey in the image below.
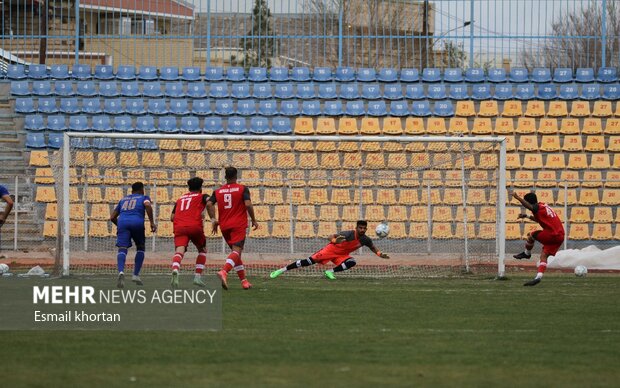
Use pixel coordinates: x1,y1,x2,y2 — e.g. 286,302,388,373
206,167,258,290
269,220,390,280
512,191,565,286
170,177,209,288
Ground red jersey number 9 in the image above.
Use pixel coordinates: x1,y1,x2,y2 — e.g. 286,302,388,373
224,193,233,209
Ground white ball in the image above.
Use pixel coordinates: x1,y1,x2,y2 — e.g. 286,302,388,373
0,263,9,274
574,265,588,277
375,223,390,239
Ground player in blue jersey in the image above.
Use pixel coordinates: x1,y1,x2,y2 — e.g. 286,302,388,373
0,184,14,259
110,182,157,288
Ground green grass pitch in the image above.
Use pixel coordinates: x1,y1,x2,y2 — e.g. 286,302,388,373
3,275,620,387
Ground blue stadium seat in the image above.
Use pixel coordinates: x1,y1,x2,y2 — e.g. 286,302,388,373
215,99,234,115
465,68,485,83
115,139,136,150
227,117,248,134
10,81,30,96
205,67,224,81
116,65,136,80
580,84,601,100
37,97,58,114
93,137,114,149
410,101,432,117
536,84,557,100
148,99,169,115
400,68,419,82
136,116,156,133
15,97,35,114
187,83,207,98
362,84,381,100
236,99,257,116
48,133,64,149
138,66,158,81
226,67,245,82
312,67,333,82
249,67,268,82
137,139,158,150
531,68,552,83
191,99,211,116
296,83,316,99
427,84,447,100
487,68,507,83
50,65,70,80
272,117,292,134
318,83,337,99
143,82,163,98
99,81,119,97
103,98,124,115
28,64,48,79
377,68,398,83
389,101,409,117
493,84,513,100
158,116,178,133
253,83,273,99
339,83,359,99
120,82,140,97
471,85,492,100
114,116,134,132
81,97,101,114
180,117,201,133
405,84,425,99
280,100,300,116
291,67,311,82
324,101,344,116
345,100,365,116
94,65,114,80
575,68,595,83
602,84,620,100
269,67,289,82
72,64,91,80
60,97,80,115
69,115,89,131
24,115,45,131
509,68,529,83
443,68,463,83
53,80,74,96
553,68,573,83
301,100,321,116
515,84,535,100
558,84,579,100
231,83,251,99
92,115,112,132
181,66,201,81
76,81,97,97
274,83,294,99
421,68,441,82
33,81,53,96
169,99,190,115
160,66,179,81
26,132,46,148
209,82,230,98
7,65,27,79
250,117,270,134
367,101,387,117
204,117,224,133
71,138,91,149
165,82,185,98
356,68,376,82
433,101,455,117
126,99,146,115
597,67,618,83
258,100,278,116
383,84,403,100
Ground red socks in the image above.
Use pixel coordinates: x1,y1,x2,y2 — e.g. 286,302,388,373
195,252,207,274
172,252,184,272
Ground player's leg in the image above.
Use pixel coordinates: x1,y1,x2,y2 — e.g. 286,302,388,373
171,229,189,288
188,230,208,287
324,258,357,280
130,226,146,285
514,231,538,259
523,251,549,286
524,232,562,286
270,257,318,278
115,225,132,288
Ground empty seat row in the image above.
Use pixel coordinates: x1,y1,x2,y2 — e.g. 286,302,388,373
505,153,620,170
5,64,618,83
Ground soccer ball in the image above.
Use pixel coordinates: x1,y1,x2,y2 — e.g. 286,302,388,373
574,265,588,277
0,263,9,274
375,223,390,239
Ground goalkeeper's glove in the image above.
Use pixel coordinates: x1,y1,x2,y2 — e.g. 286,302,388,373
377,252,390,259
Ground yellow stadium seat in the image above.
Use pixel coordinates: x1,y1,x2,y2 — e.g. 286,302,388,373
616,102,620,117
34,168,55,184
341,153,361,169
316,118,336,135
478,100,499,117
29,150,49,166
422,171,442,187
404,117,425,135
75,151,95,167
426,118,447,135
318,205,339,221
409,222,429,239
478,206,496,223
543,153,566,170
294,117,314,135
365,154,385,169
271,140,292,152
274,153,296,169
264,188,285,205
386,222,407,239
432,223,454,239
309,188,329,205
536,170,557,188
605,171,620,187
476,223,496,239
155,222,173,238
591,223,613,240
432,206,453,222
43,220,58,237
382,117,403,135
299,153,319,169
517,135,539,152
337,117,358,135
181,140,202,151
536,118,558,135
94,152,116,167
466,188,488,205
205,139,225,151
582,118,603,135
337,141,358,153
360,118,381,135
409,153,430,169
535,189,556,206
515,117,537,134
513,170,534,187
547,101,568,117
317,222,338,238
471,118,492,135
455,100,476,117
494,118,514,134
317,141,337,152
342,205,360,221
454,207,476,223
501,100,522,117
171,171,190,187
264,171,284,187
103,168,124,185
398,189,420,205
408,206,427,222
163,152,184,167
607,136,620,152
45,203,58,220
376,189,397,205
306,170,327,187
522,154,543,170
566,153,588,169
253,140,270,152
315,154,339,170
117,151,138,168
448,117,469,135
375,171,398,188
103,187,125,204
254,153,274,169
593,207,614,223
558,171,579,188
499,135,515,152
239,169,260,187
443,170,463,187
69,220,85,237
431,153,452,169
539,135,561,152
556,189,578,205
269,205,289,222
505,153,521,170
364,205,385,221
160,139,180,151
149,170,169,185
83,187,102,203
604,118,620,135
296,205,317,221
331,189,352,205
383,141,404,152
568,224,589,240
505,223,523,240
558,118,580,135
592,101,613,117
590,154,611,169
504,206,522,221
582,174,603,190
89,203,111,220
569,207,591,223
562,135,583,152
185,153,205,167
601,189,620,205
614,154,620,169
229,153,250,169
399,171,419,187
426,141,448,153
141,152,163,168
157,204,174,221
524,101,545,117
454,223,475,239
568,100,590,117
89,221,110,237
442,188,463,206
385,205,407,222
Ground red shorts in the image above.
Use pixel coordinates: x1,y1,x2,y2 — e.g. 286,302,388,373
174,225,206,249
311,249,351,267
531,230,564,256
221,227,246,248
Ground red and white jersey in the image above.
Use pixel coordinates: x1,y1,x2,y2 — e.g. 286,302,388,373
172,192,207,229
209,183,251,231
532,202,565,236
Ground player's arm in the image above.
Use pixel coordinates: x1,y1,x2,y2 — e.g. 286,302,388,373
205,192,219,234
329,233,346,244
170,203,176,222
0,192,14,227
511,191,534,212
144,200,157,232
366,238,390,259
110,208,119,226
243,187,258,230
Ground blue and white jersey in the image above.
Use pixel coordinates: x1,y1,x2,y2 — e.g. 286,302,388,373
115,194,151,225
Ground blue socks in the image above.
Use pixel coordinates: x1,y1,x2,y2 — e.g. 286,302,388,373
134,251,145,276
117,248,128,273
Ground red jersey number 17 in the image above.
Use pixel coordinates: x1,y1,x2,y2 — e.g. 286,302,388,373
180,197,192,211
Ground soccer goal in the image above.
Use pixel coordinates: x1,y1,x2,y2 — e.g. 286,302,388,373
50,132,507,278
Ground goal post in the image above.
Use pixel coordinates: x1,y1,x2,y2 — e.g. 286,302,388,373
52,132,507,278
